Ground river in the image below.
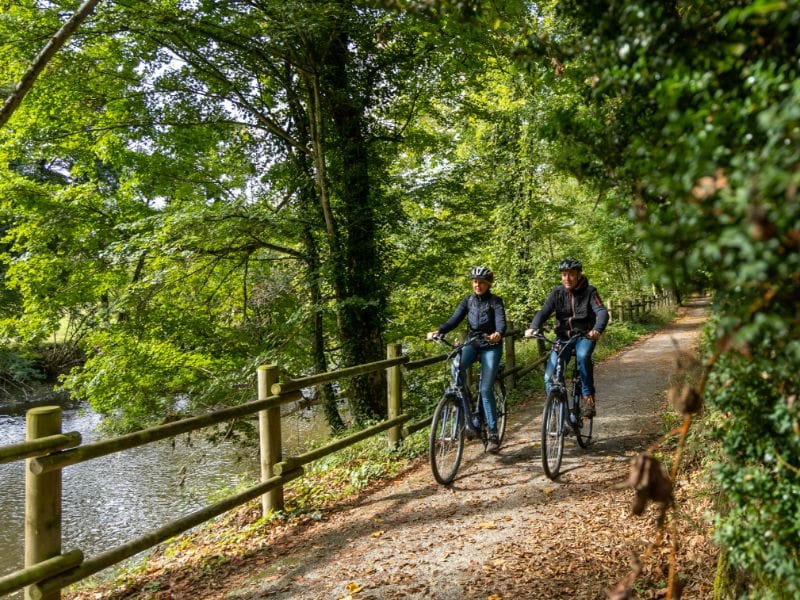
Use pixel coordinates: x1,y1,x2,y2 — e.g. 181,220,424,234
0,396,332,593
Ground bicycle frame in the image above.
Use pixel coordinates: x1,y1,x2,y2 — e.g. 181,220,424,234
548,336,581,401
532,329,594,480
435,334,488,439
428,333,509,484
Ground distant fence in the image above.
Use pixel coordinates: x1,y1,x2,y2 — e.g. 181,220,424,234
0,290,674,599
607,290,676,324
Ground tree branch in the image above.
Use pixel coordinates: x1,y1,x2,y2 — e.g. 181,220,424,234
0,0,103,128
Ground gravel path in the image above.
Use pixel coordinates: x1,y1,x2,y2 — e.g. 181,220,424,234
71,300,714,600
210,299,713,600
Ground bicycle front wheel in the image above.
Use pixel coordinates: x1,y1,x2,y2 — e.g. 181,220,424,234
429,393,465,485
541,391,565,480
494,377,508,443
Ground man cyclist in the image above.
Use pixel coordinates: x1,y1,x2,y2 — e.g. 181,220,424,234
427,266,507,453
525,258,609,418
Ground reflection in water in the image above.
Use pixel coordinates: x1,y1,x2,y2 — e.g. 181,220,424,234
0,399,332,590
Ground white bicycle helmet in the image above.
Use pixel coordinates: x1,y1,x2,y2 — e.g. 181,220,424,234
469,265,494,282
558,258,582,272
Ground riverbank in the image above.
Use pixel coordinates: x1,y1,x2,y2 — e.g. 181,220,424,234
65,300,716,599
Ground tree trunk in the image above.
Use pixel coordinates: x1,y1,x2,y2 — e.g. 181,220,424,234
321,24,388,424
287,63,346,434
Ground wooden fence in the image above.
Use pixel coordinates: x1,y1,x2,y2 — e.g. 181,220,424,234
607,290,675,323
0,291,673,599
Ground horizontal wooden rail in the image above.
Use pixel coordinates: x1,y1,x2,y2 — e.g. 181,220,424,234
30,468,304,599
31,390,300,475
0,549,83,596
515,359,545,381
505,354,547,379
405,353,448,371
0,431,81,464
273,414,410,475
404,415,433,436
271,355,410,394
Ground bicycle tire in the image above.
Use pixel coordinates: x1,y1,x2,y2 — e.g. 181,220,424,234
429,393,465,485
571,376,593,448
494,377,508,443
541,390,565,480
575,411,593,448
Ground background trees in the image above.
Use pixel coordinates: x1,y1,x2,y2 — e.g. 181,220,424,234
516,1,800,594
3,1,797,594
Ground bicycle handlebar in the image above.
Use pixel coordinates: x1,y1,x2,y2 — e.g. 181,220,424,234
427,333,491,362
523,328,583,345
428,332,488,347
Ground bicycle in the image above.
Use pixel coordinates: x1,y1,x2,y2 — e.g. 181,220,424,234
527,330,594,479
427,333,508,485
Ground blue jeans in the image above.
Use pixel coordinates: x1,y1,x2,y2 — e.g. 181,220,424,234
453,343,502,435
544,336,596,397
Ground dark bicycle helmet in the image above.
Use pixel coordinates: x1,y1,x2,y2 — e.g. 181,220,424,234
558,257,582,272
469,265,494,282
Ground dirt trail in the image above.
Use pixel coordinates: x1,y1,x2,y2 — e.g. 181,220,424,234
79,300,714,600
187,299,712,600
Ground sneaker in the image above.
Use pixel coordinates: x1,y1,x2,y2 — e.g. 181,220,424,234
487,434,500,454
582,394,597,418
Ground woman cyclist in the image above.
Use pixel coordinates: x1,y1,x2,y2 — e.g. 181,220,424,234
427,266,507,453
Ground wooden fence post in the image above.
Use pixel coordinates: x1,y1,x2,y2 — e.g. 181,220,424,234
387,343,403,449
25,406,62,600
257,365,283,515
504,321,516,389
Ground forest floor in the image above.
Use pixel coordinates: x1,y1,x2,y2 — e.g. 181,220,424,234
68,299,717,600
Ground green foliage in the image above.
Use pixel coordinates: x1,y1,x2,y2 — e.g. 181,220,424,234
284,428,428,514
706,349,800,597
0,345,43,395
527,1,800,595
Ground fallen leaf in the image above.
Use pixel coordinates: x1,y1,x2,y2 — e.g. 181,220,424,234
475,521,497,529
371,530,384,538
346,582,362,594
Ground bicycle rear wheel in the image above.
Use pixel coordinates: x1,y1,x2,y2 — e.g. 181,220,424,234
541,391,565,480
429,393,465,485
575,410,594,448
494,377,508,443
571,378,593,448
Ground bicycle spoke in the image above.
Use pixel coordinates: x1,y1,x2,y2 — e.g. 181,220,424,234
541,391,565,479
575,410,594,448
494,377,507,443
571,386,593,448
429,394,465,485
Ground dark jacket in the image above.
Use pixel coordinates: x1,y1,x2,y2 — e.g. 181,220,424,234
438,292,506,345
530,276,609,338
